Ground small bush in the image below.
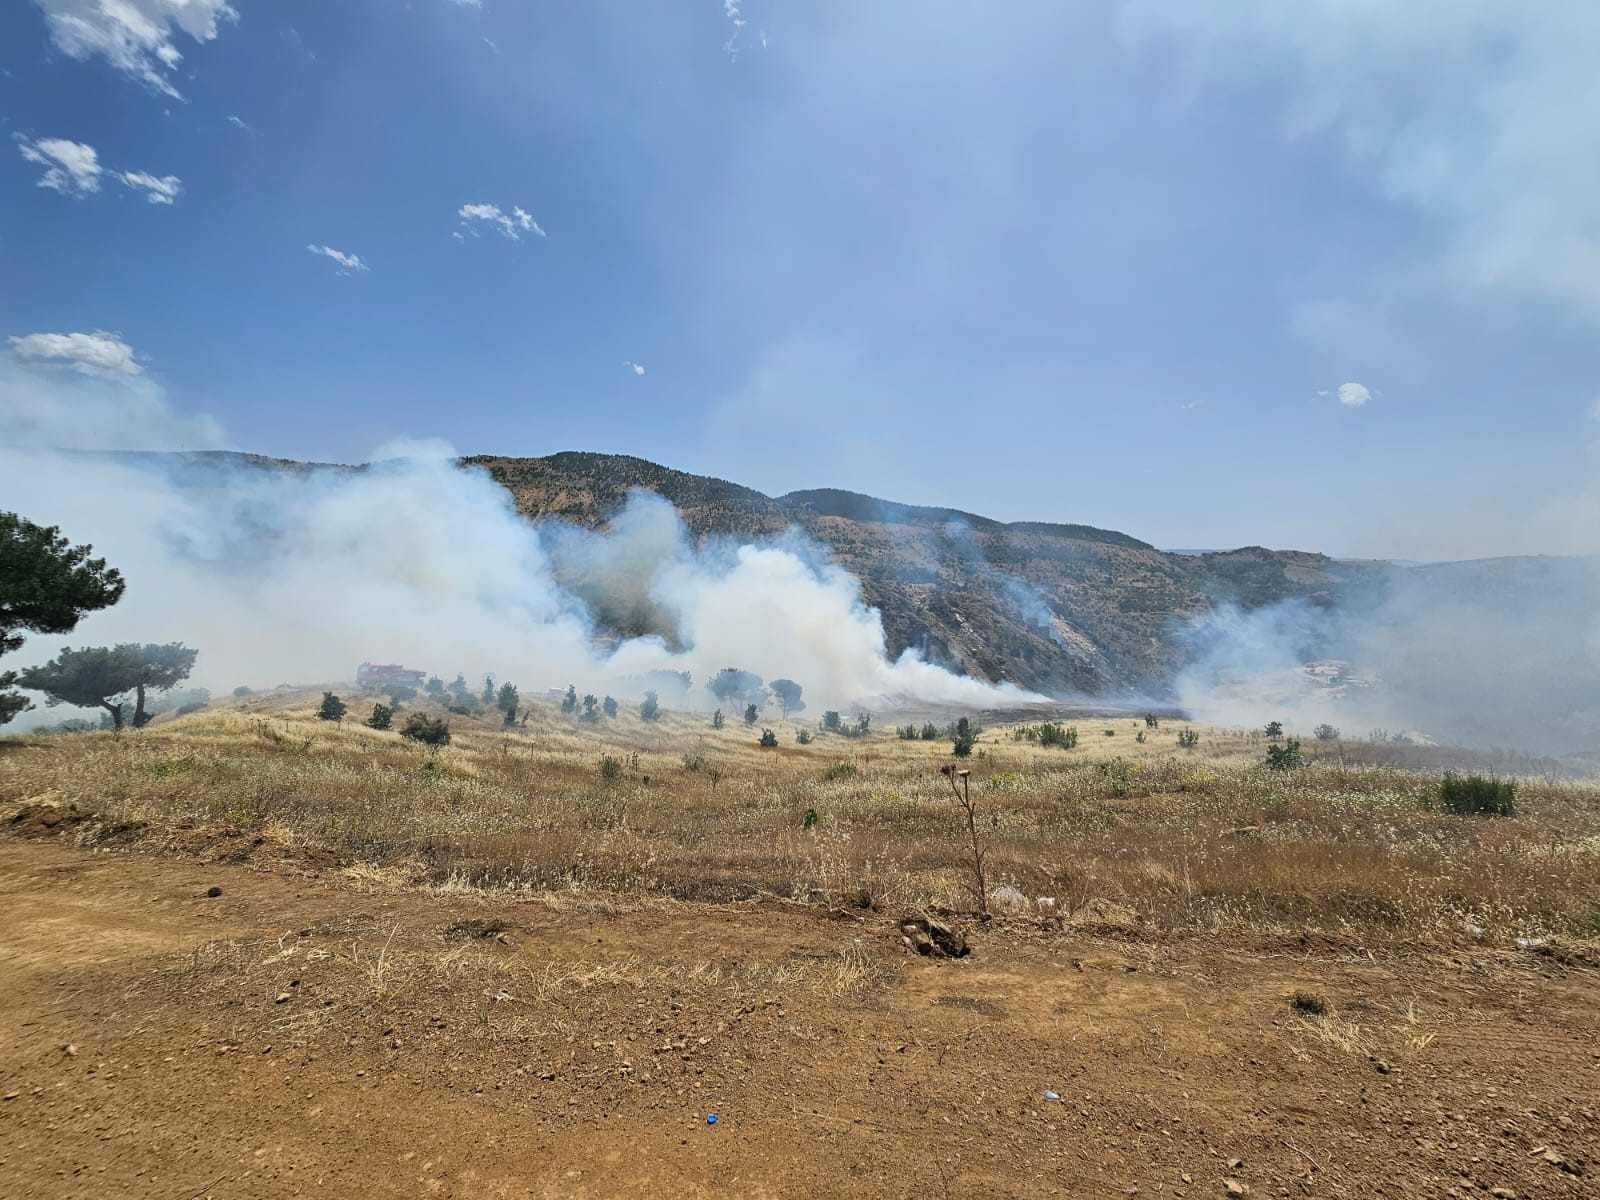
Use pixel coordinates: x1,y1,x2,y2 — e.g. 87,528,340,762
952,732,976,758
1037,722,1077,749
802,807,819,829
1439,773,1516,816
602,695,618,718
711,709,725,729
682,754,709,772
367,702,393,730
599,755,624,782
317,692,347,723
896,724,919,740
759,728,779,748
639,691,660,722
825,761,858,781
1135,730,1146,744
232,685,253,698
1143,713,1159,729
796,729,813,745
1103,728,1116,738
1177,728,1200,749
744,702,759,726
821,710,842,733
1314,724,1340,741
400,713,450,746
920,722,940,741
1264,738,1303,771
1265,720,1284,740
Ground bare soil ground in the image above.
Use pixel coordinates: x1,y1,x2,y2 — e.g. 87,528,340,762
2,837,1596,1199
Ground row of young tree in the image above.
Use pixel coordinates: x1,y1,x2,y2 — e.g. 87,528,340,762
1,512,201,730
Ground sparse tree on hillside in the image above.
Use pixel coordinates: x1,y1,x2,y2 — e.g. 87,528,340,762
561,685,578,714
743,702,758,726
581,692,599,723
481,674,496,705
367,702,393,730
1265,720,1284,740
602,695,618,718
1,513,125,725
233,685,253,698
448,674,469,696
708,668,766,712
758,728,779,748
497,682,520,726
317,691,347,724
770,678,805,718
821,710,842,733
711,708,725,729
639,690,660,722
1314,723,1340,741
126,642,199,727
17,645,144,730
388,684,418,709
425,676,445,695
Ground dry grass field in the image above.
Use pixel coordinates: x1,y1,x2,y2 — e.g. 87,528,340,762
3,692,1599,1198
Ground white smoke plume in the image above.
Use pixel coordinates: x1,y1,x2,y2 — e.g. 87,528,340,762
0,440,1037,718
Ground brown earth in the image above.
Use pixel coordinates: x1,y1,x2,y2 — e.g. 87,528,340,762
2,838,1596,1199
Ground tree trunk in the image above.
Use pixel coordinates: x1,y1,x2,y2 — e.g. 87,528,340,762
101,701,124,731
132,682,149,728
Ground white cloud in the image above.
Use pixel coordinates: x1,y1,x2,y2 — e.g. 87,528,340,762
33,0,239,99
7,330,140,378
116,169,182,204
226,114,253,134
1328,381,1372,407
307,244,369,274
624,360,646,376
14,134,102,195
1122,2,1600,324
457,202,546,241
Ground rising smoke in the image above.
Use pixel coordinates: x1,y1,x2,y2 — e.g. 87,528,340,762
0,437,1039,721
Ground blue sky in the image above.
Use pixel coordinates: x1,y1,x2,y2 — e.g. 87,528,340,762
3,1,1599,560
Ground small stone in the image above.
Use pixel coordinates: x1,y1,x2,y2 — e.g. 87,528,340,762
1224,1181,1248,1197
206,886,223,898
274,992,291,1004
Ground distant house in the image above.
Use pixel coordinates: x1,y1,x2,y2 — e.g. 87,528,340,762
356,663,428,689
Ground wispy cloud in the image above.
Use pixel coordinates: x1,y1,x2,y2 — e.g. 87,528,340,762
226,114,254,134
1123,3,1600,325
33,0,239,100
116,170,182,204
624,360,646,376
306,244,369,274
722,0,746,60
15,134,102,195
7,330,140,378
457,202,546,241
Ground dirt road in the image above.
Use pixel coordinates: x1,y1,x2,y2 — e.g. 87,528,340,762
1,840,1594,1198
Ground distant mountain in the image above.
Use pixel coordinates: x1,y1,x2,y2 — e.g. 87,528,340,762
465,452,1382,696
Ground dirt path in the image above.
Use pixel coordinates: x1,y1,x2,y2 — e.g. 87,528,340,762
1,840,1595,1198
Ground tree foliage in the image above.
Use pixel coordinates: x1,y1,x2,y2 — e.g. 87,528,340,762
497,682,520,725
16,642,196,731
769,678,805,717
0,512,126,725
367,702,393,730
317,691,348,723
400,712,451,746
602,695,618,718
639,690,660,721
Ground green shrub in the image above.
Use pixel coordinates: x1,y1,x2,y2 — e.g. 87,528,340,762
920,722,940,741
599,755,623,782
711,708,725,729
639,691,660,722
602,696,619,718
825,761,858,781
1037,722,1077,749
1265,720,1284,739
232,685,253,698
1177,728,1200,749
1314,724,1340,741
952,732,976,758
802,807,819,829
1264,738,1303,771
758,728,779,748
897,724,919,740
796,729,813,745
399,713,450,746
316,692,347,723
1438,773,1516,816
366,702,393,730
821,710,842,733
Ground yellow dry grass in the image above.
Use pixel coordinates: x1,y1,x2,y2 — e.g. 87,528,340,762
4,691,1599,945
